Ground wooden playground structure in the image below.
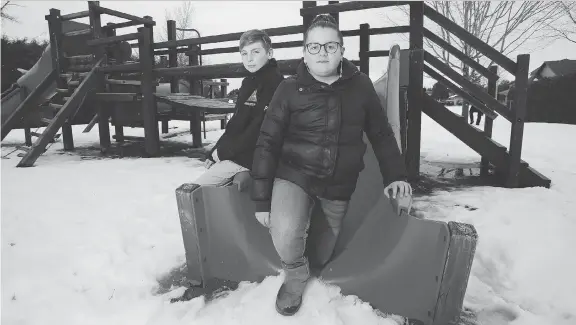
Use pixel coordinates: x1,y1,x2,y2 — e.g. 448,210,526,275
1,1,551,189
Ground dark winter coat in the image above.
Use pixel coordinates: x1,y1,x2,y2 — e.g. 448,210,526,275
251,58,408,212
207,59,284,169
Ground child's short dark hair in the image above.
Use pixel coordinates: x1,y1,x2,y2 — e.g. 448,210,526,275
239,29,272,52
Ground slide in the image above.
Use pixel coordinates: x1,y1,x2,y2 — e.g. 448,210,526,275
1,21,91,130
174,47,478,325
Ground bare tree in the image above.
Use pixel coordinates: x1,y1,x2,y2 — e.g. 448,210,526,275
156,1,198,67
391,2,566,85
1,1,21,23
547,2,576,44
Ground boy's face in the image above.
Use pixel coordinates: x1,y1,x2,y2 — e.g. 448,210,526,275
240,41,273,73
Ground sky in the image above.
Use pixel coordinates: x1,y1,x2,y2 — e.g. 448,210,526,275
1,0,575,91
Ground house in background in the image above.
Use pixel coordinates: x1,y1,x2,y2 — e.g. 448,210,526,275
498,59,576,107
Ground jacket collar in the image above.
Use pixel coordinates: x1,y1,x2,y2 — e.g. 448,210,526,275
250,58,279,81
295,57,359,86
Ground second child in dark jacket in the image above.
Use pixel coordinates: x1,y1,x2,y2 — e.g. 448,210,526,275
194,29,284,186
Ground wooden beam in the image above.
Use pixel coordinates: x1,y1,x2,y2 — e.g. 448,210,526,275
359,23,370,74
423,28,499,83
423,65,497,119
423,4,517,74
154,25,304,49
406,2,424,179
97,63,141,73
167,19,179,93
506,54,530,188
154,59,301,79
101,20,144,30
61,10,90,21
481,65,498,177
95,6,155,26
424,51,511,121
370,26,410,35
366,50,389,58
86,33,139,46
300,1,410,16
138,26,160,156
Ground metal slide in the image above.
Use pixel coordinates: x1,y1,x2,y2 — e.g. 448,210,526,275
1,21,91,131
175,47,478,325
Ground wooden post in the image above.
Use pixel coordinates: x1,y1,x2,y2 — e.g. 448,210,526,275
46,9,75,151
167,20,179,93
506,54,530,188
138,26,160,156
187,45,203,148
302,2,317,31
359,23,370,75
328,1,339,26
481,65,498,177
220,79,227,98
88,2,112,152
406,1,424,180
106,23,125,143
19,88,33,146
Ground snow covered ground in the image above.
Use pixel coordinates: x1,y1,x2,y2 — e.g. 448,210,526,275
2,107,575,325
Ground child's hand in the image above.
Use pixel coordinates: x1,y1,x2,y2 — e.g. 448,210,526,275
255,212,271,228
204,159,215,169
384,181,412,199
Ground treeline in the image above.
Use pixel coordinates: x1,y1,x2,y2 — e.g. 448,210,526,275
1,36,49,92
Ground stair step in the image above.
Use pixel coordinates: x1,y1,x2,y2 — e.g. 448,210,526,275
55,88,69,93
68,80,80,87
49,103,63,110
16,145,30,152
40,118,53,125
64,28,91,37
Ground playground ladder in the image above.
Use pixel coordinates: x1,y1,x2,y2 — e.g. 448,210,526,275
16,59,103,167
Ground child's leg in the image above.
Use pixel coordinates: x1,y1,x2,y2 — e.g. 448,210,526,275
269,179,314,294
194,160,248,187
314,198,349,267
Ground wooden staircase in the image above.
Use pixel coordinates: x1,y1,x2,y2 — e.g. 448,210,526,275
422,94,551,188
13,59,103,167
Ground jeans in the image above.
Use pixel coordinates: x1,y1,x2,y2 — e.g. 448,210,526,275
194,160,248,186
270,178,349,293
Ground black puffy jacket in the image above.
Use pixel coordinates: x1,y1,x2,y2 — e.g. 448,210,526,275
251,58,407,212
208,59,284,169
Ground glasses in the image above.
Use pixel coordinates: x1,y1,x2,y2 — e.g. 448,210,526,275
305,42,341,54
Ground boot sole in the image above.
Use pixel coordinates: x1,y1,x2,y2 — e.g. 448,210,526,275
275,300,302,316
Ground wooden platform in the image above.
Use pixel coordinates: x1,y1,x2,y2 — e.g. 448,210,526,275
155,93,236,115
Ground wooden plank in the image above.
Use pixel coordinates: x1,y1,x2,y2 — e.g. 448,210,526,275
367,50,389,57
155,94,236,114
61,10,90,21
17,59,103,167
1,70,57,140
101,20,144,31
423,4,517,74
154,25,304,49
300,1,410,16
506,54,529,188
167,20,179,93
138,26,160,156
97,63,141,73
359,24,370,75
64,29,91,37
95,6,155,26
190,40,303,56
481,65,498,177
328,1,340,25
302,2,316,30
370,26,410,35
424,51,511,121
83,114,99,133
406,2,424,179
423,64,497,119
86,33,139,46
90,1,110,152
424,28,498,83
105,78,141,85
93,93,141,101
154,59,301,79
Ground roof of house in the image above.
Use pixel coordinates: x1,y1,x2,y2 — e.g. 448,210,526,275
530,59,576,80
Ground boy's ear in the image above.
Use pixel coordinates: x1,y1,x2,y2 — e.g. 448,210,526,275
268,48,274,59
341,46,345,56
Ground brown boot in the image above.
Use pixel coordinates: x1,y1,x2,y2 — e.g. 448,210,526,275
275,282,304,316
